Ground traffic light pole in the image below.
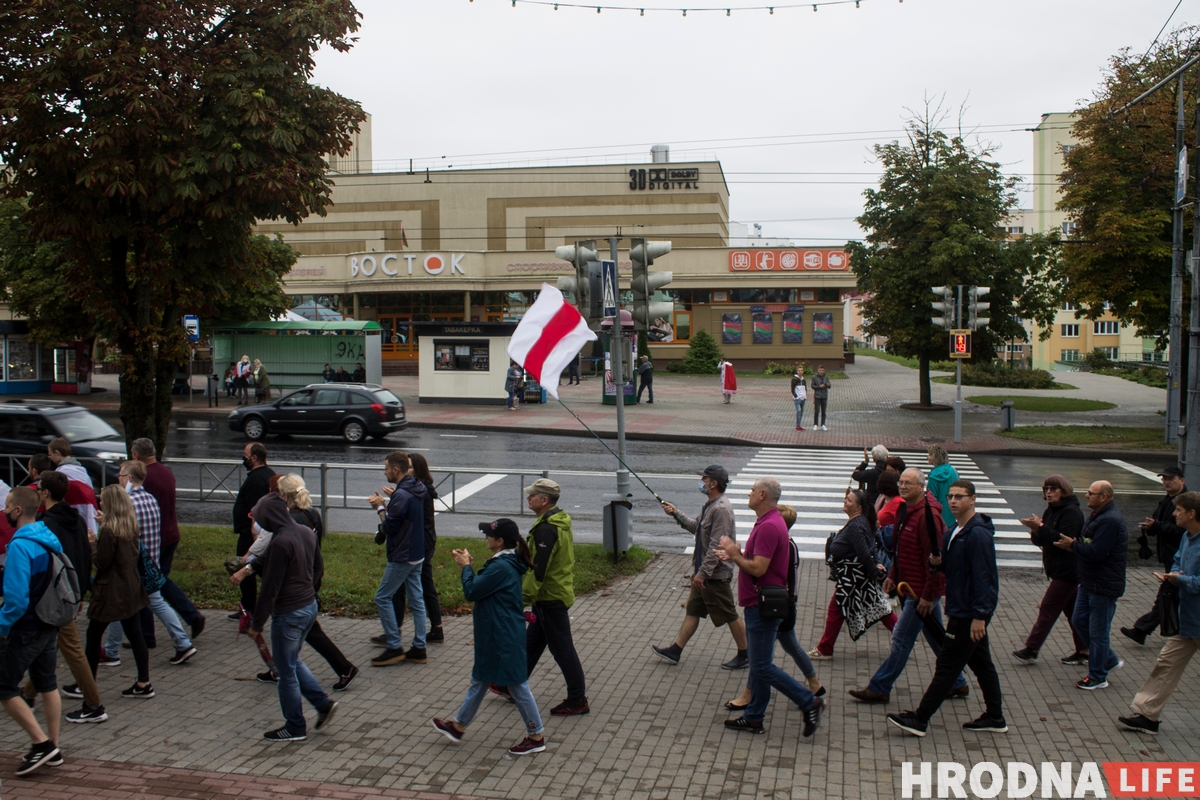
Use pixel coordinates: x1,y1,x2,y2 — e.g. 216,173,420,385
954,284,963,444
1168,75,1187,445
607,236,630,508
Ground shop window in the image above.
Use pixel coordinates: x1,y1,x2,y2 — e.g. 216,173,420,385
763,289,796,303
434,341,489,371
6,338,38,381
817,288,840,303
673,311,690,341
358,294,376,308
730,289,764,303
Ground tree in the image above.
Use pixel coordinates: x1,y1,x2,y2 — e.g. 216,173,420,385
847,107,1061,406
1058,26,1198,341
0,2,366,454
680,329,722,375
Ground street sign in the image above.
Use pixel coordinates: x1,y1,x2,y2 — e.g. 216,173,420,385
182,315,200,342
949,329,971,359
1177,147,1189,207
601,260,618,318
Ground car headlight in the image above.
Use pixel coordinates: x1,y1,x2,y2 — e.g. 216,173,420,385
228,411,240,419
95,451,127,462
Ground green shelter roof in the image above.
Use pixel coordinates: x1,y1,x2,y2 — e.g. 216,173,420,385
213,321,382,333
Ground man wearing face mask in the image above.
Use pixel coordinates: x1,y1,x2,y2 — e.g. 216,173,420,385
232,443,275,617
652,465,748,669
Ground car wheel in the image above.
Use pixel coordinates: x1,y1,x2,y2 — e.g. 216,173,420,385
342,420,366,443
243,417,266,441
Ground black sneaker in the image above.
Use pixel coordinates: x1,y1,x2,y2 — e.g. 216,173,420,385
1120,627,1148,646
370,634,388,645
257,671,278,683
61,684,83,699
315,701,339,731
887,711,928,737
66,704,108,724
802,697,825,738
426,627,444,643
371,647,407,666
332,665,359,691
1118,713,1160,734
16,740,61,776
724,717,765,735
652,645,681,664
721,653,750,670
98,654,121,668
402,646,428,664
227,611,241,620
45,748,63,767
550,697,590,716
432,717,463,743
1061,651,1088,666
262,726,306,742
963,714,1008,733
1012,648,1038,664
191,614,206,639
169,646,197,665
121,682,155,699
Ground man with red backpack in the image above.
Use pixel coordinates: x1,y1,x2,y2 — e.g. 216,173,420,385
849,468,967,704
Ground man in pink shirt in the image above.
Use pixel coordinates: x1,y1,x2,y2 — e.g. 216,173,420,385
717,477,824,738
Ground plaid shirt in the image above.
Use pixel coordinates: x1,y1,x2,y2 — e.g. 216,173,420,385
129,485,163,566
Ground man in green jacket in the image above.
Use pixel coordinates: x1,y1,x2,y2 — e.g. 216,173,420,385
492,478,589,716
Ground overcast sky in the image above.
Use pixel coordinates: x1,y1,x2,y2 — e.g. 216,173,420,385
311,0,1185,247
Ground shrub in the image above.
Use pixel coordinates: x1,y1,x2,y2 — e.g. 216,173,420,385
763,361,797,375
957,362,1057,389
678,329,722,374
1082,348,1115,370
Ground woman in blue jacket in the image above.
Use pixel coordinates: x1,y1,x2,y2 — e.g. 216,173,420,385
432,518,546,756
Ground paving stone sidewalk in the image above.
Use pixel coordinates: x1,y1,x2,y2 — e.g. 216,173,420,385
1,554,1194,799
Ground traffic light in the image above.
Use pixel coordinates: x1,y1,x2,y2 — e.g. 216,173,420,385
968,286,991,330
555,240,601,326
930,285,954,331
949,330,972,358
629,237,673,332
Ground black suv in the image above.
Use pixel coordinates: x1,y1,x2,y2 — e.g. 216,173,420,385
0,400,126,486
227,383,407,443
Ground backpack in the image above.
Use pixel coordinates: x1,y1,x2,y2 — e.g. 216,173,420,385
32,542,81,628
785,537,801,599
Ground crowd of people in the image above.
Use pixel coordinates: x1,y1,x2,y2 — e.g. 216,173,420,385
0,433,1196,775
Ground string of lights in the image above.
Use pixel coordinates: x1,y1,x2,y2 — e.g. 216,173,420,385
471,0,896,16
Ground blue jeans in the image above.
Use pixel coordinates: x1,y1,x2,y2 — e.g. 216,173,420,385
454,678,544,736
1071,587,1121,682
868,596,966,695
507,389,518,409
744,605,815,723
271,600,332,735
375,561,427,650
105,591,192,656
638,379,653,403
793,398,806,428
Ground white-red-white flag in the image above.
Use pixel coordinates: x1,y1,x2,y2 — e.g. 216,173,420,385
507,284,597,399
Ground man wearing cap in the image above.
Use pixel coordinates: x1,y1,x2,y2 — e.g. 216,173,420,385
1122,467,1188,646
493,478,589,716
653,465,748,669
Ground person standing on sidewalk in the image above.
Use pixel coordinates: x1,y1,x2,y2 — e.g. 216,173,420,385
390,454,445,647
253,359,271,402
1118,491,1200,735
652,465,748,670
132,438,205,642
1055,480,1128,691
1013,475,1087,666
247,493,338,742
810,365,831,430
432,519,546,756
235,355,252,405
848,468,967,703
367,451,428,667
494,479,589,717
887,479,1006,737
505,361,523,411
20,472,105,724
567,353,580,385
232,443,275,617
790,368,807,431
716,478,824,738
719,358,737,403
637,355,654,404
1122,466,1187,646
0,486,66,775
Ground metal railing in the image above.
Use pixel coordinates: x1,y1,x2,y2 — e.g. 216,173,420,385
0,455,118,491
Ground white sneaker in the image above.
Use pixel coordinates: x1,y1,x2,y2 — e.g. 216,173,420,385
822,425,828,431
807,647,832,661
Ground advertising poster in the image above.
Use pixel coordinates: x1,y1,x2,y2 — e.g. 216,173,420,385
782,312,803,343
722,313,742,344
812,312,834,344
752,313,773,344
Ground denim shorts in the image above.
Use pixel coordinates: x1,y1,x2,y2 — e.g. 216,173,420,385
0,626,58,700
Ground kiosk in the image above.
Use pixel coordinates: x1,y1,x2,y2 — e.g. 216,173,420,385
415,322,518,405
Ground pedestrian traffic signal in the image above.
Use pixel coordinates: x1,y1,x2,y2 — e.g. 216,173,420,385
968,286,991,330
930,285,954,331
949,329,972,358
630,237,674,332
555,240,602,326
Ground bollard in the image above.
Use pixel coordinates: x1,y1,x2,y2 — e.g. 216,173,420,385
1000,400,1016,431
602,493,633,564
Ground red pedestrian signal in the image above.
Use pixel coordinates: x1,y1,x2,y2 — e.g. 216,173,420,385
948,330,971,359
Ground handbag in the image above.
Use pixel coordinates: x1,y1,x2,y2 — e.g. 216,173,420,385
1160,581,1181,637
756,584,790,619
137,544,167,594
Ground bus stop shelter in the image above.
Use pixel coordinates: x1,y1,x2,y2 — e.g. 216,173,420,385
213,320,382,392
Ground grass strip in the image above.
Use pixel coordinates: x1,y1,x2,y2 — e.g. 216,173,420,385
966,395,1115,412
170,524,654,617
996,425,1173,449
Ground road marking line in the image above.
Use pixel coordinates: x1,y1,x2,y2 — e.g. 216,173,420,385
1103,459,1164,484
435,473,507,513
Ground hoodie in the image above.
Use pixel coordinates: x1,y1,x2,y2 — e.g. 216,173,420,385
0,521,62,636
39,503,91,595
379,475,427,563
250,493,322,632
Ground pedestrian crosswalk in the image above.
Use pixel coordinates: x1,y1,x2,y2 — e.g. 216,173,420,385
718,446,1041,570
